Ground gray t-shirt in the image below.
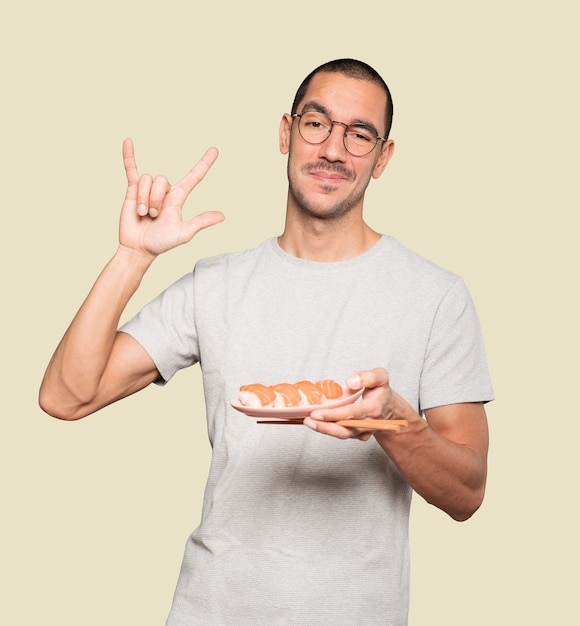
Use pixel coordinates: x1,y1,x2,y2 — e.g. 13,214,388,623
121,235,493,626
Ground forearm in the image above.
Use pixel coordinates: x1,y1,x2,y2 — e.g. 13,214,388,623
39,245,154,416
375,399,488,521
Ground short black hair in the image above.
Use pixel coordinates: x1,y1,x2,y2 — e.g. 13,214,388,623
291,58,394,139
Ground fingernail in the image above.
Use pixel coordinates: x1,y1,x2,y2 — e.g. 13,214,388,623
149,207,159,218
303,417,318,431
137,204,147,216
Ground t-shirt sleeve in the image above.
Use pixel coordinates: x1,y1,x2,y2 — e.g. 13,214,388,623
118,272,199,385
419,277,494,411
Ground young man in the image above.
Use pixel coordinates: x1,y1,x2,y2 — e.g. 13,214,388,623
40,59,493,625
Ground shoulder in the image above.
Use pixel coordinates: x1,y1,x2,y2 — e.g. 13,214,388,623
378,235,464,296
194,239,273,274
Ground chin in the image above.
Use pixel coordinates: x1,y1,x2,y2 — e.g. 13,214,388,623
294,191,361,221
288,171,365,220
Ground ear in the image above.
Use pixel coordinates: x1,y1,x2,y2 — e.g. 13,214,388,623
279,114,293,155
372,139,395,179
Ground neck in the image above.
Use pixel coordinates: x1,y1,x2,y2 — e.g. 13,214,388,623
278,200,380,262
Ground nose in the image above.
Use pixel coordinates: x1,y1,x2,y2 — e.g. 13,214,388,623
317,121,348,162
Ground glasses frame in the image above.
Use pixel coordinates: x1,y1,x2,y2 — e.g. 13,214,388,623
292,112,387,157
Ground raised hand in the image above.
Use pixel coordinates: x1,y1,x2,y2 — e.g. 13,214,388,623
119,138,224,257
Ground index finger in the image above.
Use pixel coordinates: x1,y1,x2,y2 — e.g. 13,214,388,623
122,138,139,185
176,147,219,196
310,399,370,422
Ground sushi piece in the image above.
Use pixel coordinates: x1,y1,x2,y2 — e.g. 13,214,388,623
315,379,344,400
270,383,302,407
238,383,277,407
237,378,344,408
295,380,325,405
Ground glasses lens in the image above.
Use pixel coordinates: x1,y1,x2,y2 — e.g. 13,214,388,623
298,111,332,144
344,125,377,156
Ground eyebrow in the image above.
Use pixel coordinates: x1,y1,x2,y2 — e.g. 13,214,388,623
300,100,381,138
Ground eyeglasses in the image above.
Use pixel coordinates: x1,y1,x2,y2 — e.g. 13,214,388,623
292,111,387,157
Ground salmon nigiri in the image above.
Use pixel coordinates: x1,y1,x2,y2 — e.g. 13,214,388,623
270,383,302,407
315,379,344,400
295,380,325,405
238,383,277,407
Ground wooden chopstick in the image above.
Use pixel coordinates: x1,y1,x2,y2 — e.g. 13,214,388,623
256,420,304,424
336,419,408,431
256,419,408,431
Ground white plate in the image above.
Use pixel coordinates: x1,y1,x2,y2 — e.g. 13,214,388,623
230,388,364,419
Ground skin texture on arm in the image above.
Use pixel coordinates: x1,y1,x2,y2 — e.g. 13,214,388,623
39,139,224,420
39,251,161,420
305,368,489,521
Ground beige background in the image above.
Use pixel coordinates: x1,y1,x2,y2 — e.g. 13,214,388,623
2,1,578,624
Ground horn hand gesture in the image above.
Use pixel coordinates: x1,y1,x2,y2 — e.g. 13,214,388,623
119,138,224,258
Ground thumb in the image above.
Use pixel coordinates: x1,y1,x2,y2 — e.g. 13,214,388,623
180,211,225,244
346,367,389,392
345,373,363,391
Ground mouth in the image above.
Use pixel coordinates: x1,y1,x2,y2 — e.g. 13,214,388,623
309,171,347,185
302,162,354,185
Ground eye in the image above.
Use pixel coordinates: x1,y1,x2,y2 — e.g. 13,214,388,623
348,125,375,144
301,112,331,132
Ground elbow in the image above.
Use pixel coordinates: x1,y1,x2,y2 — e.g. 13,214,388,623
447,456,488,522
38,385,89,421
38,397,82,421
450,508,478,523
447,487,486,522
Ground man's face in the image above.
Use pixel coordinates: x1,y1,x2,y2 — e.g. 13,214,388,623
280,72,394,220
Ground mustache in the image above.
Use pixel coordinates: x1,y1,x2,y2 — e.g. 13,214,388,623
301,161,355,181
